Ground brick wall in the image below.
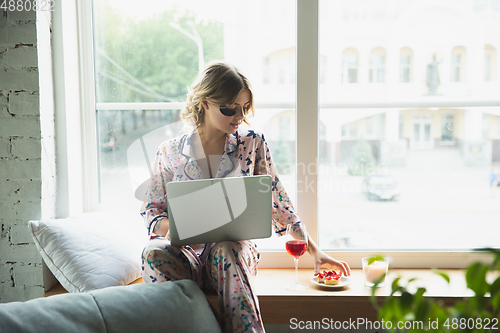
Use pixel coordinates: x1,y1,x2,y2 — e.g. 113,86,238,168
0,9,53,302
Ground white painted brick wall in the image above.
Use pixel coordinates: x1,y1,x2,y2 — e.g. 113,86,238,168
11,137,42,159
9,91,40,115
11,219,36,244
0,263,12,285
0,8,51,302
0,138,9,157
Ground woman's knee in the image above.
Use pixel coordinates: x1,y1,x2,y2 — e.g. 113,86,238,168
141,238,175,263
210,241,259,268
211,241,241,258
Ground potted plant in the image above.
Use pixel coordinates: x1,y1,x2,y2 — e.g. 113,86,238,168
370,249,500,332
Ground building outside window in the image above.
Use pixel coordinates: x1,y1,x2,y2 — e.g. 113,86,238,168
341,121,358,139
318,0,500,252
399,47,412,83
451,46,466,82
483,113,491,139
263,49,296,85
369,47,386,83
341,48,359,83
441,114,454,142
263,57,270,84
484,45,496,82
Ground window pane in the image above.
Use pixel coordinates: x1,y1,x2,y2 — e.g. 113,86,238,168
441,115,454,142
97,109,181,212
319,0,500,250
319,0,500,101
317,108,500,250
93,0,296,250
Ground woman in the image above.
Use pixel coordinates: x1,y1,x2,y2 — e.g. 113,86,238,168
141,61,350,332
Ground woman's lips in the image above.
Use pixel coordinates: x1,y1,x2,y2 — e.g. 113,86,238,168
230,123,240,129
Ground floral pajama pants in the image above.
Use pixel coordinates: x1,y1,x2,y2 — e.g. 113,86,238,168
141,238,265,333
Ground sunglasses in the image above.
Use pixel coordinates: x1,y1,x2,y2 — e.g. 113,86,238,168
218,105,250,117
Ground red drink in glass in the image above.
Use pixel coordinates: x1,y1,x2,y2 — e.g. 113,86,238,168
286,240,307,258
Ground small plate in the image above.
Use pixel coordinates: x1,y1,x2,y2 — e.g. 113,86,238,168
311,276,352,289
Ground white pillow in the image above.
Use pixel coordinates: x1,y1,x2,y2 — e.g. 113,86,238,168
29,212,148,293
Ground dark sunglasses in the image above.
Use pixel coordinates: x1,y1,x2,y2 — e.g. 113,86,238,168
218,105,250,117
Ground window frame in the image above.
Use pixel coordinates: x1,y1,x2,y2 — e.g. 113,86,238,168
73,0,498,269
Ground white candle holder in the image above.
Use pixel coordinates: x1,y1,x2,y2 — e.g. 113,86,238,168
362,257,389,287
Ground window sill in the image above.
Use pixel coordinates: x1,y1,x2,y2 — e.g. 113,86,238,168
250,268,470,324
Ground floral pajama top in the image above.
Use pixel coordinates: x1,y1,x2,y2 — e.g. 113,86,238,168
140,128,301,243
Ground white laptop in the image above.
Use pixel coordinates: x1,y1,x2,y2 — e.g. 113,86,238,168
167,175,272,246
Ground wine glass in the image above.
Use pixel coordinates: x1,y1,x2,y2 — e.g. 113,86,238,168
285,223,308,291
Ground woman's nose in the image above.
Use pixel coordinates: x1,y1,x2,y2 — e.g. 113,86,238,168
234,106,245,118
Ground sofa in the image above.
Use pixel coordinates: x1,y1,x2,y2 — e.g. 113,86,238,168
0,279,222,333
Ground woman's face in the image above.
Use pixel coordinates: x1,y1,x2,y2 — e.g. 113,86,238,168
202,89,251,135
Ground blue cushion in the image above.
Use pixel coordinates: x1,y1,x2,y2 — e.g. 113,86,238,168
0,280,221,333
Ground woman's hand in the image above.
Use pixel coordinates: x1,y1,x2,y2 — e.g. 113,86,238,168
307,237,351,276
312,250,351,277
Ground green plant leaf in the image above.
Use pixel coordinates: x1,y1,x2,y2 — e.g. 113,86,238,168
466,262,489,297
414,298,431,322
400,291,413,311
432,269,451,284
490,276,500,296
413,287,426,305
367,254,386,265
474,247,500,270
391,276,402,292
473,247,500,255
492,292,500,311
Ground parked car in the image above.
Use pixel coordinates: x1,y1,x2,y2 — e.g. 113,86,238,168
363,175,400,201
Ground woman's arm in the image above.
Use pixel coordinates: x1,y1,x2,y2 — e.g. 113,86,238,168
152,217,170,238
307,237,351,277
140,143,173,237
253,131,351,276
253,132,300,234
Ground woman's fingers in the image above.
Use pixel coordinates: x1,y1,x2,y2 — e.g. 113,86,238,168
339,260,351,276
318,259,351,276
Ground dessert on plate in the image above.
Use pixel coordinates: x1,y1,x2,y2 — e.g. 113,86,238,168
316,270,342,285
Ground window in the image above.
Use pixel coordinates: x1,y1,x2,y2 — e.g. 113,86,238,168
91,0,297,229
399,115,404,139
441,114,455,142
364,114,384,139
498,115,500,138
451,46,466,82
341,121,358,139
319,0,500,253
263,48,296,85
369,47,386,83
75,0,500,267
319,55,327,84
399,47,412,83
263,57,270,84
484,45,496,82
341,48,359,83
483,113,491,139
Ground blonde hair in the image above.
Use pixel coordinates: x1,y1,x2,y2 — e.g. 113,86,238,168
181,61,254,131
